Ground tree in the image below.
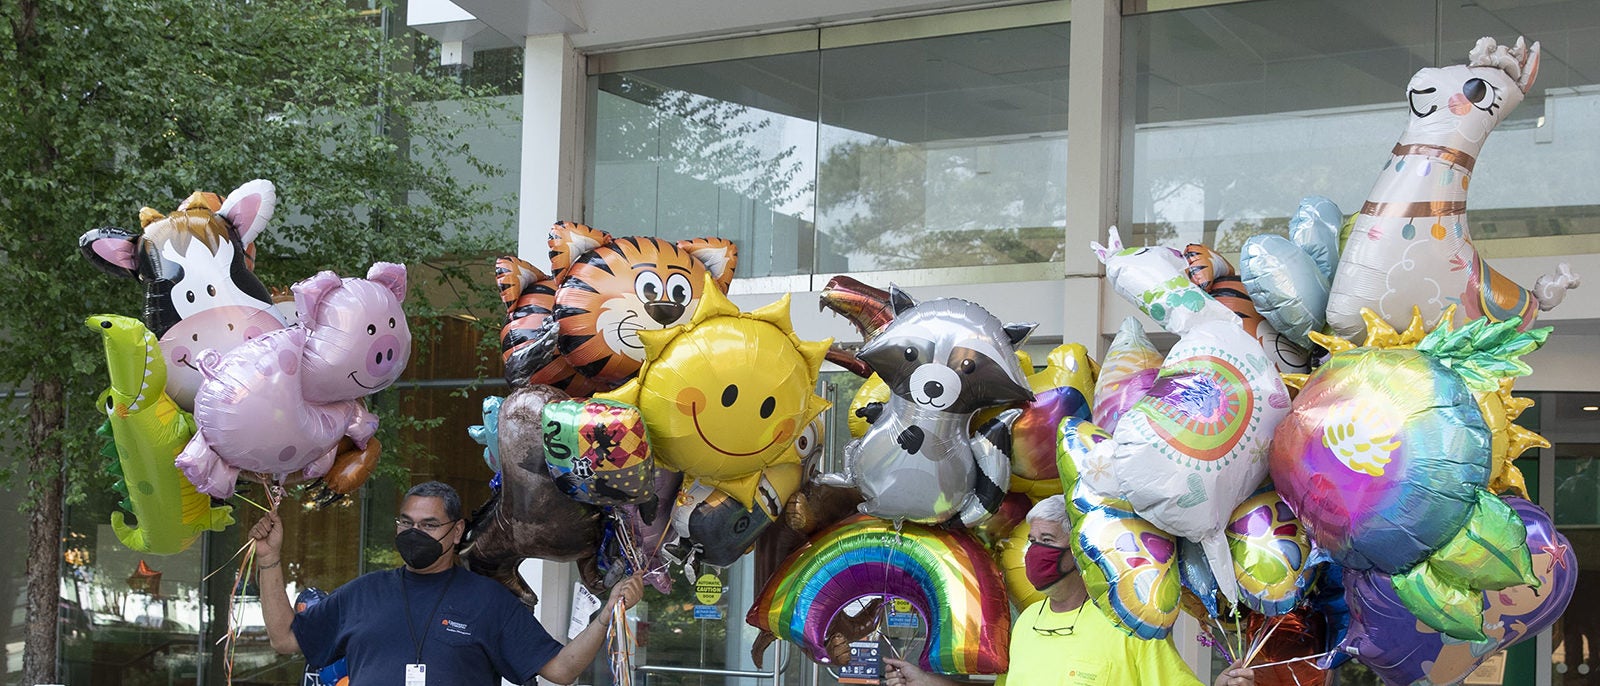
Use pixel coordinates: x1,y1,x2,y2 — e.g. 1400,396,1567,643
0,1,510,681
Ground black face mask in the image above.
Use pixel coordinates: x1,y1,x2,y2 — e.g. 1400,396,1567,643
396,528,447,569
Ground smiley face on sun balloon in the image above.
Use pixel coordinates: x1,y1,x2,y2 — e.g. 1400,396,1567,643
598,275,831,508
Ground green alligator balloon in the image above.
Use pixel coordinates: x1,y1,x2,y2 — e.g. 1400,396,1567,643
90,314,234,554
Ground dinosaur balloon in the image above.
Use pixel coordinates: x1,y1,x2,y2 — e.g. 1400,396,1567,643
89,315,234,554
1326,36,1579,342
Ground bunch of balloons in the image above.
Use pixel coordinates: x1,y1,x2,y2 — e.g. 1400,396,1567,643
79,181,403,554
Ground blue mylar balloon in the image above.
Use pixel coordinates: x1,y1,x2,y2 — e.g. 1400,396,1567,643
1240,234,1331,351
468,395,505,473
1286,195,1343,281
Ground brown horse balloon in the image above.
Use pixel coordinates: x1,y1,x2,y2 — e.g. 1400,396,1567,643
461,385,606,606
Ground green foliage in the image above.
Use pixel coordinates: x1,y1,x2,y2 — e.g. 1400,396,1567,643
0,0,513,502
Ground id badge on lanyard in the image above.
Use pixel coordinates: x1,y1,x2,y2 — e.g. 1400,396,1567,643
406,663,427,686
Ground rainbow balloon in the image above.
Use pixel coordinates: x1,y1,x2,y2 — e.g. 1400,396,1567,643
747,515,1011,674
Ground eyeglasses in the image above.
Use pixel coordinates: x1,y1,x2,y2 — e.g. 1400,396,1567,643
395,517,457,534
1031,602,1084,637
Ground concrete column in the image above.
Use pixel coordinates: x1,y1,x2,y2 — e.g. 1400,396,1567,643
515,35,586,684
1065,0,1121,355
520,33,587,272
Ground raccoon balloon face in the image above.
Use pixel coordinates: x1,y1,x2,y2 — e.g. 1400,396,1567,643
858,289,1035,414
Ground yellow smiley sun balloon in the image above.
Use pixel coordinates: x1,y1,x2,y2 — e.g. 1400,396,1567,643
598,275,832,508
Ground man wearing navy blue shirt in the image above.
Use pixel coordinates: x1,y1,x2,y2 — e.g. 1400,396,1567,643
251,481,642,685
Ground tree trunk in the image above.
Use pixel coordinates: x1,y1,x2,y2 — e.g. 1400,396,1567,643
23,376,65,685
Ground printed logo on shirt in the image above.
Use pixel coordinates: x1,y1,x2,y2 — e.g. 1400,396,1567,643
1066,666,1103,685
441,619,471,637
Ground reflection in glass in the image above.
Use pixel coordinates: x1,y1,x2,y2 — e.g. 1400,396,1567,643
589,23,1073,277
817,26,1070,271
1551,392,1600,684
1124,0,1600,252
590,56,820,278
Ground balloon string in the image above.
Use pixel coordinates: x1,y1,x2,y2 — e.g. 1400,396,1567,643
880,523,903,653
610,510,647,574
1207,615,1237,664
607,601,634,686
1243,613,1288,667
232,493,270,513
1249,649,1336,670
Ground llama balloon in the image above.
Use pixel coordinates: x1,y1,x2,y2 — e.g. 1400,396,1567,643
176,263,411,497
1326,36,1579,342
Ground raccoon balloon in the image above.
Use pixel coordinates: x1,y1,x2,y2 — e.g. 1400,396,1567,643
818,287,1034,527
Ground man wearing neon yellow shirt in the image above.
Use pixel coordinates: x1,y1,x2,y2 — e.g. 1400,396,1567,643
885,496,1254,686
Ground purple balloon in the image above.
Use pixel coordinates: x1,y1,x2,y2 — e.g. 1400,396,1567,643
1341,496,1574,685
176,263,411,497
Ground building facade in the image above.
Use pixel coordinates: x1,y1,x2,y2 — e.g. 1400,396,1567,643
6,1,1595,685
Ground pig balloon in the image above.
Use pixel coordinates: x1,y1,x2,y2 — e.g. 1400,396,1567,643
176,263,411,497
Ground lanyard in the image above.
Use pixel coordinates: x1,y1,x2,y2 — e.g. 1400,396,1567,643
400,567,459,664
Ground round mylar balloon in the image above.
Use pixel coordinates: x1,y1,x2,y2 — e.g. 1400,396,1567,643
1341,497,1574,686
597,277,831,508
1003,344,1096,490
1226,486,1311,617
1093,317,1162,434
747,515,1011,674
1269,345,1489,573
1057,417,1180,640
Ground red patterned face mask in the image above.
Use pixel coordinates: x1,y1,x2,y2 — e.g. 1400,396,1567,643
1025,541,1070,590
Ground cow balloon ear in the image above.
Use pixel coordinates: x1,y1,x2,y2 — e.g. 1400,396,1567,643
80,228,142,279
366,262,408,303
219,179,277,245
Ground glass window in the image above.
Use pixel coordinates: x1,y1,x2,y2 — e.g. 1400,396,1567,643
1550,392,1600,683
587,21,1072,277
589,54,821,278
816,25,1070,271
1123,0,1600,252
